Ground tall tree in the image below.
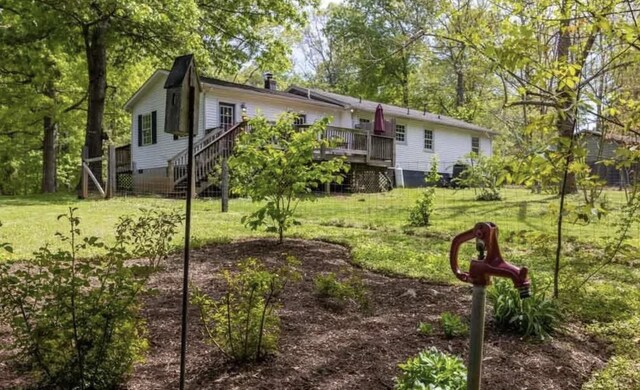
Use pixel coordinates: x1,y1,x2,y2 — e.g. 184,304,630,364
1,0,312,192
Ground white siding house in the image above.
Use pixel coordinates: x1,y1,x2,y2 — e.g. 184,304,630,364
123,70,496,192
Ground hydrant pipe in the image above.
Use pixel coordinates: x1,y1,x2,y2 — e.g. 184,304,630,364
450,222,531,390
468,285,487,390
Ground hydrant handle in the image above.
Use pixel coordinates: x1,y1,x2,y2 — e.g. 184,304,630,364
449,227,477,283
450,222,531,297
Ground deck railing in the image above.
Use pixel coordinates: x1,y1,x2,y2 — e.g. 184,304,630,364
296,125,395,163
166,122,394,192
370,135,394,161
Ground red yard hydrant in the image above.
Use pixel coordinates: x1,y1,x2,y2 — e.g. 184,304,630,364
450,222,531,390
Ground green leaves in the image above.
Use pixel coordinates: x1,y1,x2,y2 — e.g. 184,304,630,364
191,256,301,362
488,278,561,340
0,208,149,388
114,208,183,268
440,312,468,339
313,270,371,312
394,347,467,390
453,153,505,201
229,113,347,242
408,158,440,227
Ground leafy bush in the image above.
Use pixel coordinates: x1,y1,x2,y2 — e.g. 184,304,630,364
440,312,468,339
313,270,371,312
417,322,433,336
453,153,505,201
229,114,348,243
408,158,440,227
191,256,301,362
394,347,467,390
115,208,183,268
0,208,149,388
488,279,560,339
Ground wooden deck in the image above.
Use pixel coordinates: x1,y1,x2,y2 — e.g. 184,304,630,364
300,125,395,168
118,122,395,195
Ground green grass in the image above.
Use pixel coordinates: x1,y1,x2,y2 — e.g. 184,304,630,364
0,187,638,387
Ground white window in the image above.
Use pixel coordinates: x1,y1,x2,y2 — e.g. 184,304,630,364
359,118,370,124
472,136,480,154
395,124,406,142
141,113,152,146
424,129,434,151
294,114,307,125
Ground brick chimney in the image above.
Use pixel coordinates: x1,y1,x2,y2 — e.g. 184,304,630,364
264,72,276,90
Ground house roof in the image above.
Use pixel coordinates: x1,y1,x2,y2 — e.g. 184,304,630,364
125,69,497,135
580,130,640,145
287,86,496,135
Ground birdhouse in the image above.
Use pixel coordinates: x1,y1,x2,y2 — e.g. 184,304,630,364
164,54,201,136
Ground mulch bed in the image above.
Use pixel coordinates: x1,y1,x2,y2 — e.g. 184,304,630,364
1,239,607,389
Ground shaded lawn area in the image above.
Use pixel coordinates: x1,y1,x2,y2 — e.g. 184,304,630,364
0,188,639,386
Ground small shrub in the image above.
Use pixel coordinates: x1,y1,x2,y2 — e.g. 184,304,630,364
394,347,467,390
115,208,183,268
0,208,148,388
440,312,468,339
417,322,433,336
408,158,440,227
453,153,505,201
313,270,371,312
192,256,301,362
488,279,560,340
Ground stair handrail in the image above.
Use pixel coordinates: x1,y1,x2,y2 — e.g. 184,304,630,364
168,121,247,186
167,125,223,164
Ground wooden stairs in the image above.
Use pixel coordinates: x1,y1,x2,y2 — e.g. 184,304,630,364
167,122,247,197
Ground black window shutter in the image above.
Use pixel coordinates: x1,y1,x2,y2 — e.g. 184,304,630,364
151,111,157,144
137,115,143,147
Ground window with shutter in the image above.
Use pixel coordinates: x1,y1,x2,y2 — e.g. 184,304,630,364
140,113,153,146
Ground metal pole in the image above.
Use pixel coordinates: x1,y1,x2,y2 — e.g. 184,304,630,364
467,285,487,390
179,85,196,390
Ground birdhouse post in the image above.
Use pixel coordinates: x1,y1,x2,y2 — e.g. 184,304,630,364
164,54,201,137
164,54,201,390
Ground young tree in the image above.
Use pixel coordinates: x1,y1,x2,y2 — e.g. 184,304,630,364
229,114,347,243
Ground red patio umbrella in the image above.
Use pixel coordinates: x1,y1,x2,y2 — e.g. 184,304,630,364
373,104,385,135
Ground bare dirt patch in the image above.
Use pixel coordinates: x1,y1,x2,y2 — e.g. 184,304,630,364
0,238,606,389
128,238,605,390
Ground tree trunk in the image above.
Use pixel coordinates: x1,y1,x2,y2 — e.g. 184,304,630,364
42,116,57,193
455,70,465,108
83,21,109,186
555,1,577,194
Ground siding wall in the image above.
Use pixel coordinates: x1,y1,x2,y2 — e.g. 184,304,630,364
130,75,208,171
129,73,493,174
203,87,345,132
392,119,492,174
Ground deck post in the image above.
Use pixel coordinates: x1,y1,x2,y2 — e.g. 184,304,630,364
81,146,89,199
190,146,196,198
106,145,116,199
366,132,372,163
167,159,175,187
221,157,229,212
